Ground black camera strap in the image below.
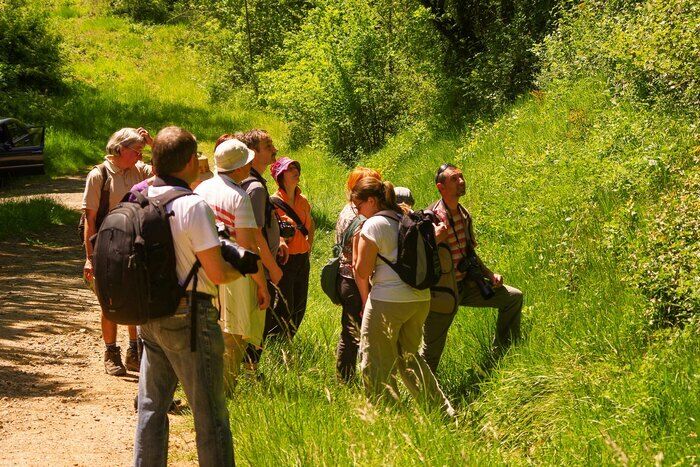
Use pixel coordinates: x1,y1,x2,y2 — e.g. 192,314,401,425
270,196,309,236
442,200,468,258
241,168,275,238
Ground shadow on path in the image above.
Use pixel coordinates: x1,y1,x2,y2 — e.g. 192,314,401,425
0,222,95,399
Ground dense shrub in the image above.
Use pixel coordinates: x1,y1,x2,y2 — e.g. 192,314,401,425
633,170,700,327
110,0,182,24
0,0,63,93
415,0,563,115
200,0,314,96
537,0,700,115
261,0,445,161
201,0,563,154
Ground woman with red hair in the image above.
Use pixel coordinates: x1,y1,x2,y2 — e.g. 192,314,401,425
334,167,381,382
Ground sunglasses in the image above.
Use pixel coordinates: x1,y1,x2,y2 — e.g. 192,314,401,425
125,146,144,157
351,200,365,214
435,163,455,184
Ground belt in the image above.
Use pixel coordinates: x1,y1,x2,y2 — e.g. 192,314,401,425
180,292,215,306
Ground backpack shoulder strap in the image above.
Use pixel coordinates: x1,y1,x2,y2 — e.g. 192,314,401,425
239,176,254,191
376,210,401,222
95,163,111,226
242,177,274,231
270,196,309,236
152,189,195,207
98,164,108,191
340,215,363,248
372,211,402,272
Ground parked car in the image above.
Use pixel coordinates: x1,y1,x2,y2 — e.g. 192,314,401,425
0,117,46,175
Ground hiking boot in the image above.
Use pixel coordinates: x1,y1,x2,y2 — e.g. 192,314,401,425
104,346,127,376
126,347,140,373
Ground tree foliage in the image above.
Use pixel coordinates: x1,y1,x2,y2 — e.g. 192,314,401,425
260,0,446,161
110,0,183,24
199,0,314,97
537,0,700,115
416,0,563,112
0,0,63,93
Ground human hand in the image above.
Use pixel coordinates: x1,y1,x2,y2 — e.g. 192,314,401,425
489,273,503,288
257,284,271,310
137,127,153,146
434,222,449,244
83,258,94,283
269,264,283,285
277,241,289,265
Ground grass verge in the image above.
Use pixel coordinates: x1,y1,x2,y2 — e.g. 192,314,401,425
0,197,79,241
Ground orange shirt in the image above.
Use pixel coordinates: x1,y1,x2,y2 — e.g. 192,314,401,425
273,187,312,255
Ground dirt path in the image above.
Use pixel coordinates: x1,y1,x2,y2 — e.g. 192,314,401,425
0,176,193,466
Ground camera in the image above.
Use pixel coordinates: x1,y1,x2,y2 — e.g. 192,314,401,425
459,251,495,300
278,220,296,239
220,238,260,276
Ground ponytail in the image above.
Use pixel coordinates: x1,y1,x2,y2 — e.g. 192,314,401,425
351,178,402,214
381,181,402,214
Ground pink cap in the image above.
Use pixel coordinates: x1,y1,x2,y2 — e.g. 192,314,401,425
270,157,301,181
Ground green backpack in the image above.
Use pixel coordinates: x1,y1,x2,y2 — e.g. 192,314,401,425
320,216,363,304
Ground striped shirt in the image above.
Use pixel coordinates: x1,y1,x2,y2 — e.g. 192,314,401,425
433,201,476,281
194,174,257,239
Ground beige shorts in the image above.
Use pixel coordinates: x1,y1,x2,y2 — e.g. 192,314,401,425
218,276,266,347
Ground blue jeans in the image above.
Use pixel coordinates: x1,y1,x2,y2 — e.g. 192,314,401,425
134,299,234,467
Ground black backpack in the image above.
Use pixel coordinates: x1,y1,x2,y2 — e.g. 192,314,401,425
92,189,199,327
377,210,442,290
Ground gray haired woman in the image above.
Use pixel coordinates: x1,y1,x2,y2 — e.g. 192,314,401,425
81,127,153,377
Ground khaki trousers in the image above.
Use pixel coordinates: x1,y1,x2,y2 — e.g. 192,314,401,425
422,281,523,373
359,298,454,416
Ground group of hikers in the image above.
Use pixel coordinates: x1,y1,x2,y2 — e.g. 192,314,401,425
81,125,523,466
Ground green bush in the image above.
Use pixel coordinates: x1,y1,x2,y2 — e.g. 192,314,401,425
110,0,181,23
634,169,700,327
199,0,314,96
0,0,63,93
261,0,445,162
401,0,563,118
537,0,700,115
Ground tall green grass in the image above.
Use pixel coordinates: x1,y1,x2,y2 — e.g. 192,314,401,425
28,1,700,465
233,78,699,465
0,197,78,240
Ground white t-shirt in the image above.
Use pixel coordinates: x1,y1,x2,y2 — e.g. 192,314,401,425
194,174,257,239
361,214,431,303
148,185,221,296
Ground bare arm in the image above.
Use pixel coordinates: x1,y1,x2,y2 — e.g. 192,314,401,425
353,233,376,307
255,227,283,284
83,209,97,282
196,245,242,285
236,227,271,309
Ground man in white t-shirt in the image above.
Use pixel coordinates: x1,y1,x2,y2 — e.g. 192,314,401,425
134,126,241,466
195,138,270,388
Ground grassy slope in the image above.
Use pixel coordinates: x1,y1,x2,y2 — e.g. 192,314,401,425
35,1,699,465
40,1,285,173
